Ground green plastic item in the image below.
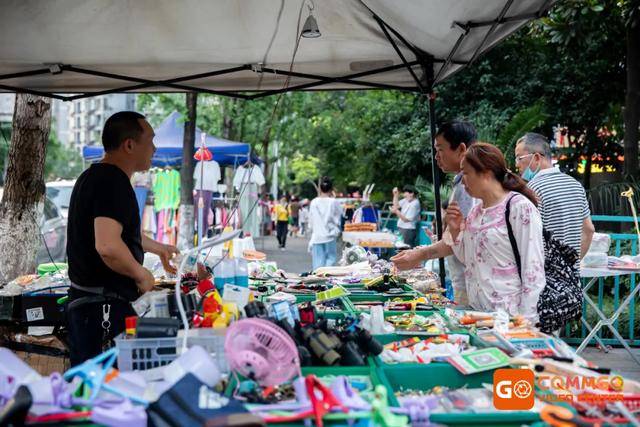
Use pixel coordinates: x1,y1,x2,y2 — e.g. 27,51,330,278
371,385,409,427
315,285,349,302
37,262,67,276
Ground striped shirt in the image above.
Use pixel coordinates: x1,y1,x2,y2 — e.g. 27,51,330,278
527,167,590,254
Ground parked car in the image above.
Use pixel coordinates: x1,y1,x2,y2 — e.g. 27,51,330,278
0,188,67,265
46,180,75,221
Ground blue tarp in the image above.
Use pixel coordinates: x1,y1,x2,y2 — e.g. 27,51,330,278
82,111,261,167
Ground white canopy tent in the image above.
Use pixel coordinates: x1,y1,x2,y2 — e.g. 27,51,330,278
0,0,553,98
0,0,554,283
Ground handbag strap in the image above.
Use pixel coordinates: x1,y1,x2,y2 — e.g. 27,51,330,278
504,195,522,280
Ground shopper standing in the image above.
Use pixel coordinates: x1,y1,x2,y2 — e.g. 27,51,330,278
309,177,343,270
274,196,289,250
299,199,310,236
391,121,477,305
289,196,301,237
515,133,595,258
391,185,421,247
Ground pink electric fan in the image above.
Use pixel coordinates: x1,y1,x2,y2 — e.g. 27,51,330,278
225,318,301,387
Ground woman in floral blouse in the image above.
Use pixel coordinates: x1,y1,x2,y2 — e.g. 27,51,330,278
444,143,545,322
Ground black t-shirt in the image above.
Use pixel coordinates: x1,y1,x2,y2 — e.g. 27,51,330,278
67,163,144,301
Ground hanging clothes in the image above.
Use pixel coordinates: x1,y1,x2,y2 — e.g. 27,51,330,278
232,164,265,190
194,160,221,192
153,169,181,211
238,183,261,236
232,164,265,237
141,205,157,238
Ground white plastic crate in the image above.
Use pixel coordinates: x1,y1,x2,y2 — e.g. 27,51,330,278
114,329,228,373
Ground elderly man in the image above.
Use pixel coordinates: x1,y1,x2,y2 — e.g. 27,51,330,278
515,132,595,258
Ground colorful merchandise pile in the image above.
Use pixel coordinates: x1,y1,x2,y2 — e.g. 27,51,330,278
2,254,640,426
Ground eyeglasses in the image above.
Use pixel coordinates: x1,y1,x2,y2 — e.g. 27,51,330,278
515,153,535,162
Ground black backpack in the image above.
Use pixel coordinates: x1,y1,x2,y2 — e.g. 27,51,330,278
505,196,582,333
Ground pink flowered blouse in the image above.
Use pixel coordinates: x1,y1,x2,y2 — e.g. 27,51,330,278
443,192,545,322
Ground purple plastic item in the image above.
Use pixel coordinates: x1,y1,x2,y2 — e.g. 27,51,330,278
330,376,370,410
397,395,439,427
91,400,147,427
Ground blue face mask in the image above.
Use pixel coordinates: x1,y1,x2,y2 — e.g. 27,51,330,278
522,157,540,181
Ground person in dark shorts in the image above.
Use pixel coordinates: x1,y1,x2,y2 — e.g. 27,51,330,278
66,111,179,366
289,196,300,237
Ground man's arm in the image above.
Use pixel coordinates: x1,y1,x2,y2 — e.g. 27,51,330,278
142,234,179,274
580,216,596,259
95,217,154,292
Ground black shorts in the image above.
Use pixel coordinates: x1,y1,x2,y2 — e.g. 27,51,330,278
291,216,299,227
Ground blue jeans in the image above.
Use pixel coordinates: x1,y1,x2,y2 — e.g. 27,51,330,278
312,240,337,271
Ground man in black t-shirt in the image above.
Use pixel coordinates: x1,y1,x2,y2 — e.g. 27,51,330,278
66,111,179,366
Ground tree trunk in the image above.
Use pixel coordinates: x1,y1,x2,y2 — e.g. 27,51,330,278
222,98,236,140
624,10,640,178
0,94,51,282
177,92,197,250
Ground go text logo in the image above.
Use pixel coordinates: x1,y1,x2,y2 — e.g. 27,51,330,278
493,368,535,410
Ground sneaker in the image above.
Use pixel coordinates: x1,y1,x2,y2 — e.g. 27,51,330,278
280,247,286,251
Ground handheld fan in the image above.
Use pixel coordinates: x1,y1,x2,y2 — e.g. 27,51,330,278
225,318,300,386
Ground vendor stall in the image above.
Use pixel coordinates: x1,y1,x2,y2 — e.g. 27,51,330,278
2,241,640,426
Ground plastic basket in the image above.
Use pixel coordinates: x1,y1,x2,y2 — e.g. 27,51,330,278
114,329,228,373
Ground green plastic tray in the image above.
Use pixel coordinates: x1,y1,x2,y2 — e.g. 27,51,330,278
378,364,540,426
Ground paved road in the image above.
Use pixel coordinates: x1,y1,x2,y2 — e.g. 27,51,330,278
254,234,315,274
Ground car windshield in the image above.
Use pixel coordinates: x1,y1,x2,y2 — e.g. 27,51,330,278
46,186,73,209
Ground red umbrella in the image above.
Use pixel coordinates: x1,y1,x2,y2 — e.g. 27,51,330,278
194,146,213,161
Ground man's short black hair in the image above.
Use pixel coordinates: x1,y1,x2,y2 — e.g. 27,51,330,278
402,185,416,194
102,111,146,152
436,121,477,150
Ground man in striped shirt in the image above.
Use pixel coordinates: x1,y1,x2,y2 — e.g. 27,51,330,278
515,133,595,257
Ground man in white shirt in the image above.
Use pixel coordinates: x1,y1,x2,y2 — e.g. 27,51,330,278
515,133,595,258
391,185,421,247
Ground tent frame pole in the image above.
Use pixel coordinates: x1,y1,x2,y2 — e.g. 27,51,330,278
427,93,446,288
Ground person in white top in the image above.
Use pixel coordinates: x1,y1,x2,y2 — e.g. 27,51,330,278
298,200,310,237
391,185,421,247
309,177,343,271
444,143,546,322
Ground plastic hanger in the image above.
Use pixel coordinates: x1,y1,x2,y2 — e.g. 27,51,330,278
63,348,148,405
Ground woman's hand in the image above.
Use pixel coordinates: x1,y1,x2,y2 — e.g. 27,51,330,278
391,248,424,270
445,202,464,239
